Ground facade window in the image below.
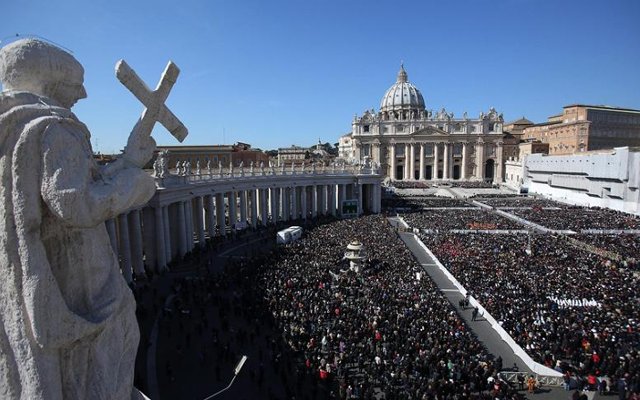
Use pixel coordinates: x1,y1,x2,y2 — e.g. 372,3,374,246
396,125,404,132
363,125,370,133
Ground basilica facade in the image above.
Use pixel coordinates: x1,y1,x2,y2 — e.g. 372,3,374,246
344,65,506,183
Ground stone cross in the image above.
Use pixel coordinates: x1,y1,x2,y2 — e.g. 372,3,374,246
116,60,188,143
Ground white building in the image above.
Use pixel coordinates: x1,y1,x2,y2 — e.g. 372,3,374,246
523,147,640,215
349,64,507,183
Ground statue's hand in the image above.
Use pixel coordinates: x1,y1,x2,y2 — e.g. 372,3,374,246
123,134,156,168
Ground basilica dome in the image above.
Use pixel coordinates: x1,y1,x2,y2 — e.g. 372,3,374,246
379,64,425,113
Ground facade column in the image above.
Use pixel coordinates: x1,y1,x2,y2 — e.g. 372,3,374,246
443,142,450,180
300,186,307,220
404,143,410,180
311,185,318,217
419,143,425,181
433,142,440,180
409,143,415,180
154,206,167,271
475,140,484,180
495,141,504,184
128,209,145,276
162,205,171,262
177,201,187,257
357,184,363,215
461,142,468,180
228,191,237,231
216,193,226,236
106,218,118,256
389,143,396,180
322,185,329,215
239,190,248,226
118,213,133,284
196,196,205,247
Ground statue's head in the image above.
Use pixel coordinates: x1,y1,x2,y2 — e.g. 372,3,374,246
0,39,87,108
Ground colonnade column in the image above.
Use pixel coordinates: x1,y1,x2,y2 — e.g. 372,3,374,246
216,193,226,236
495,141,504,184
260,189,269,226
228,191,237,230
118,213,133,284
419,143,425,181
300,186,307,220
270,187,278,223
206,195,216,238
329,184,336,217
128,209,144,276
177,201,187,256
311,186,318,218
162,206,171,262
461,142,468,181
443,142,450,180
250,190,258,228
186,199,195,251
239,190,247,226
154,206,167,271
195,196,205,247
433,142,440,180
291,187,298,220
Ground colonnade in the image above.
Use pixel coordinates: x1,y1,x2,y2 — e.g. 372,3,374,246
107,177,382,283
386,140,503,183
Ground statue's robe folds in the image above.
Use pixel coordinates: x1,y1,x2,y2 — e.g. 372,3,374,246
0,91,156,399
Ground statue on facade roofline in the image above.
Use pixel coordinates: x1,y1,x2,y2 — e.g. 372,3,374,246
0,38,176,399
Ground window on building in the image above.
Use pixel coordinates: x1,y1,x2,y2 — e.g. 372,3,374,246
363,125,370,133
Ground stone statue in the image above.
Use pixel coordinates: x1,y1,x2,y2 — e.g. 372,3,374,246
185,160,192,175
158,150,169,178
259,161,265,175
0,39,162,399
218,161,223,176
206,159,212,175
463,111,468,120
249,160,254,175
195,159,201,175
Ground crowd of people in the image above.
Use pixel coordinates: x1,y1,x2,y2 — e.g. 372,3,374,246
474,197,565,209
246,215,522,399
511,207,640,231
419,232,639,395
383,196,474,210
449,181,495,189
574,234,640,268
403,209,526,231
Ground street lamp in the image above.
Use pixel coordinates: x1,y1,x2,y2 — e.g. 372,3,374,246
202,355,248,400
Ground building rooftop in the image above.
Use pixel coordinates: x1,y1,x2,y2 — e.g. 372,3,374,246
563,104,640,113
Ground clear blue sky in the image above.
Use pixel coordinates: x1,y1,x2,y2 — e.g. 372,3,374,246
3,0,640,154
